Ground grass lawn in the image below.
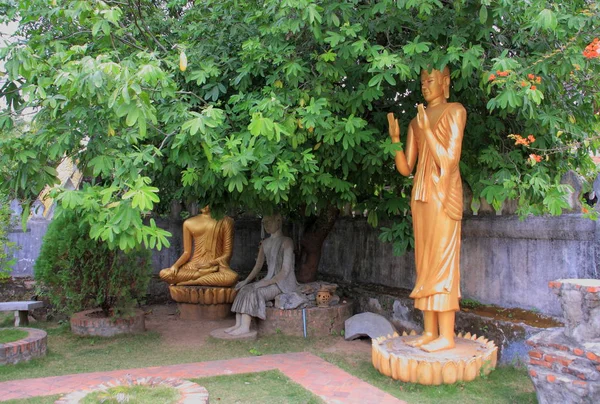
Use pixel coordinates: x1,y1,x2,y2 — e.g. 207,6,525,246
0,328,28,343
3,397,60,404
0,311,537,403
191,370,324,403
321,352,536,404
81,384,179,404
2,370,323,404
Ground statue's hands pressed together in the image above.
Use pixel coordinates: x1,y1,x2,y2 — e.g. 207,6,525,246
416,104,431,131
387,112,401,142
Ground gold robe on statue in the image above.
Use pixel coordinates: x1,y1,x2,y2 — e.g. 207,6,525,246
159,215,238,287
409,103,466,312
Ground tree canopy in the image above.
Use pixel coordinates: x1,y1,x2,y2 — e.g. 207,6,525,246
1,0,599,258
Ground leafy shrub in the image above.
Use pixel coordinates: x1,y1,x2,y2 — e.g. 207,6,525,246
34,209,152,318
0,192,18,280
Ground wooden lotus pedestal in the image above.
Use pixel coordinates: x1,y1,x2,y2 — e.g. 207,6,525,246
169,286,237,320
372,331,498,385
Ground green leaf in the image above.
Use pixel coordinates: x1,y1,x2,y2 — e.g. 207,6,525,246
403,37,431,55
126,107,139,126
368,73,384,88
304,4,322,24
182,115,205,136
21,204,30,232
479,6,488,24
248,113,275,138
138,115,147,137
535,9,558,31
324,31,345,47
367,210,378,227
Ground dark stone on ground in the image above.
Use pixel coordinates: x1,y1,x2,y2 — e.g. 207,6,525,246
344,312,397,341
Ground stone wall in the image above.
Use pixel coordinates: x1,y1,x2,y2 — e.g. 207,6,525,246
7,210,598,318
319,215,598,317
526,280,600,403
346,283,557,365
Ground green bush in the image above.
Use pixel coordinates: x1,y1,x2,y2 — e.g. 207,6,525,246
0,192,18,280
34,209,152,318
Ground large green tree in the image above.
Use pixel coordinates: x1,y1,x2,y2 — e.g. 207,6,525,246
1,0,599,281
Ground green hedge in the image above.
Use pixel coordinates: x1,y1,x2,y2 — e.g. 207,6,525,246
34,209,152,318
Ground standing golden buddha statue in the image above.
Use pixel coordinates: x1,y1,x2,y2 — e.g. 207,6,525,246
159,205,239,287
388,67,466,352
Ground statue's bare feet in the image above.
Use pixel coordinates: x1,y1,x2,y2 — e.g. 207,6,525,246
405,333,436,348
223,325,239,333
228,326,251,336
421,336,455,352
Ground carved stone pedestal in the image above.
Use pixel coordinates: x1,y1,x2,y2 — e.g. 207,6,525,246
169,286,237,321
372,332,498,385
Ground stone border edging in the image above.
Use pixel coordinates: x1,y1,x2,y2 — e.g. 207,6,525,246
54,376,208,404
70,309,145,337
0,327,47,365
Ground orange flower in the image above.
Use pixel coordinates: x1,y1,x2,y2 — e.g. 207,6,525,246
488,74,496,81
529,154,542,163
527,73,535,80
536,76,542,83
582,207,589,214
496,70,501,75
498,71,509,77
530,85,537,91
521,81,528,87
513,134,529,146
528,135,536,143
583,39,600,59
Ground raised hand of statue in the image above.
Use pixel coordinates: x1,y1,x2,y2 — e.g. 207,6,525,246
416,104,431,131
387,112,401,142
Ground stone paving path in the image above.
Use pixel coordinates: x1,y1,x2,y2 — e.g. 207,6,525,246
0,352,405,403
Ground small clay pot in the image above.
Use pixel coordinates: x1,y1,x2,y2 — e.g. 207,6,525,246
316,287,332,307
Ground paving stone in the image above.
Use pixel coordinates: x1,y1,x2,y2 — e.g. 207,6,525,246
0,352,404,404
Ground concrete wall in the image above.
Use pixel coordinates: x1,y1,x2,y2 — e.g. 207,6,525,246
318,215,599,317
8,207,598,317
6,218,50,277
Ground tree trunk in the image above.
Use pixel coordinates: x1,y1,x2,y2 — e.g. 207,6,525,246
296,206,340,283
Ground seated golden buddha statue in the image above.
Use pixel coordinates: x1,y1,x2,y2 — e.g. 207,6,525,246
159,205,239,287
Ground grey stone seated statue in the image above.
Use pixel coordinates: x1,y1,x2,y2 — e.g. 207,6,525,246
225,214,297,336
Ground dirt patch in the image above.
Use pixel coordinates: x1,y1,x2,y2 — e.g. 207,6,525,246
142,303,370,356
321,337,371,356
143,303,236,348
